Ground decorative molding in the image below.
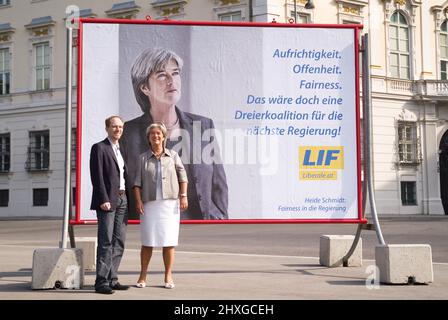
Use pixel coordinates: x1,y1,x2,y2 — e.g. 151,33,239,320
335,0,368,4
219,0,240,5
0,34,11,42
163,7,180,16
25,16,55,38
335,0,365,24
79,9,97,18
105,1,141,19
397,109,418,122
151,0,188,20
0,23,14,43
342,6,359,15
431,4,448,30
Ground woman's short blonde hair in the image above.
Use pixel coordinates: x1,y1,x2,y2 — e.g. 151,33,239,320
146,122,167,148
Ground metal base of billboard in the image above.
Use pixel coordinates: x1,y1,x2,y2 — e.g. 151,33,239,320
342,33,386,266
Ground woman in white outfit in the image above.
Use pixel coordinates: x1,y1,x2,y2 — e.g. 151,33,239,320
133,122,188,289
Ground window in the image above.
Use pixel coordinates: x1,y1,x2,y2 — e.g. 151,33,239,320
0,189,8,207
389,11,410,79
401,181,417,206
0,48,10,95
72,187,76,207
34,42,51,90
219,12,242,22
26,130,49,171
33,188,48,206
397,121,419,164
442,61,447,81
0,0,11,7
440,21,448,80
291,11,310,23
0,133,10,172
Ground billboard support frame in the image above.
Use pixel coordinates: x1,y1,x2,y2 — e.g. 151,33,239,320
361,33,385,245
62,6,80,248
343,34,386,265
61,14,74,249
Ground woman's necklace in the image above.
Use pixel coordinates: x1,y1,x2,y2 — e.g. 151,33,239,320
153,148,163,158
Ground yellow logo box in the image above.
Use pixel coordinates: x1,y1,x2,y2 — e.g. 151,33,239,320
299,146,344,170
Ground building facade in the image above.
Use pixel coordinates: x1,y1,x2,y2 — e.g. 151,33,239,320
0,0,447,218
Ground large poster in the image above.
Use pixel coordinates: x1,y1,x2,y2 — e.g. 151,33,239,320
76,20,362,223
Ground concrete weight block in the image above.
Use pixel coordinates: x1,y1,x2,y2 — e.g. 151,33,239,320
75,237,97,271
60,237,97,271
320,235,362,267
32,248,84,289
375,244,433,284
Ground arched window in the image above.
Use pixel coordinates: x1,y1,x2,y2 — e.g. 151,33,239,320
389,11,410,79
440,20,448,80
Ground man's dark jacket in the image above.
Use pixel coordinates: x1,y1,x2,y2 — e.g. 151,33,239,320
90,138,128,211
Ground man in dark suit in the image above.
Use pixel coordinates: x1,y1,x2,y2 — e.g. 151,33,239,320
90,115,130,294
120,47,228,220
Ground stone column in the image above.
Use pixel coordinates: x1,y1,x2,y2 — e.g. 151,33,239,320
420,0,433,79
251,0,280,22
421,101,445,214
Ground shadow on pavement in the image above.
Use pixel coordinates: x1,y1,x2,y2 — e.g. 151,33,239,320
326,280,366,286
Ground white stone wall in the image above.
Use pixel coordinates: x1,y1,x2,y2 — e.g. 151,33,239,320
0,106,76,217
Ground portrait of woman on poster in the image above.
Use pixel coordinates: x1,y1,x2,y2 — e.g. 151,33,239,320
120,47,228,220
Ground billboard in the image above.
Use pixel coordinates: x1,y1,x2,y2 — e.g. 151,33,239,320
75,19,362,224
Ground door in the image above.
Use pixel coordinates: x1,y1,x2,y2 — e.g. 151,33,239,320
439,130,448,214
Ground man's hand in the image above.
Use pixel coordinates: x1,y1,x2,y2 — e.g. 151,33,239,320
100,202,111,211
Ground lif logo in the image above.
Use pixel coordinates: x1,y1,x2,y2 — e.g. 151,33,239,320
299,146,344,180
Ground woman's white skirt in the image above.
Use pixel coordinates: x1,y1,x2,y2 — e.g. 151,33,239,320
140,199,180,247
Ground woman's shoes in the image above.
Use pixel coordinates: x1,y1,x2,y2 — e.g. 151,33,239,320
135,280,174,289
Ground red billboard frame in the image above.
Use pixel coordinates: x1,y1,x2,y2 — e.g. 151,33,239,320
71,18,365,225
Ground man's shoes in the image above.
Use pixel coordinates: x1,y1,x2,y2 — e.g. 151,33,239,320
111,282,130,290
95,286,115,294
